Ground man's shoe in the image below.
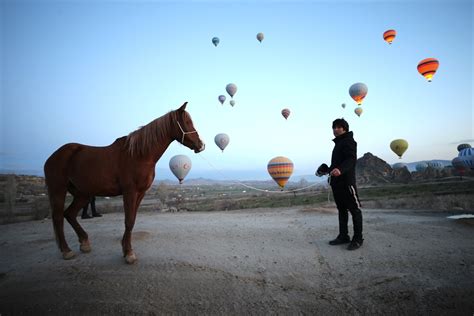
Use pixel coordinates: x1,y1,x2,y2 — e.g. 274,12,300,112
81,214,92,219
92,213,102,217
329,236,351,245
347,239,364,250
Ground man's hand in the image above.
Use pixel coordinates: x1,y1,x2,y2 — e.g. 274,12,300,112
330,168,341,177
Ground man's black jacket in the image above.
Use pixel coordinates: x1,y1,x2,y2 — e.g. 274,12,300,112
329,131,357,187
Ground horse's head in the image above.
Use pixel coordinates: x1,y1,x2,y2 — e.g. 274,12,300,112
174,102,205,153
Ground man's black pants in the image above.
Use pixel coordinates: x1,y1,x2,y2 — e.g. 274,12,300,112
82,196,97,216
331,184,363,241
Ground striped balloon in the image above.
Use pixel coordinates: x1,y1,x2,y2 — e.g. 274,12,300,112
417,58,439,82
281,108,291,120
457,143,471,152
383,29,396,44
416,162,428,172
267,156,294,189
458,148,474,170
427,161,443,170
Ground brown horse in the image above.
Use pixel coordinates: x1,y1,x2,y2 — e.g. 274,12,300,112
44,102,205,264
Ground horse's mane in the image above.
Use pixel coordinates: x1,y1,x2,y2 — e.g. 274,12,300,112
125,110,181,157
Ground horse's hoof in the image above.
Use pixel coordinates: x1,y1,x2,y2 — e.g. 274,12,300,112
62,251,75,260
80,241,91,253
125,253,137,264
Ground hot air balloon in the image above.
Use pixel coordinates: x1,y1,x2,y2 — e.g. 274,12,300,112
281,108,290,120
214,133,230,152
383,29,396,44
452,157,468,176
229,100,235,107
226,83,237,98
427,161,443,170
417,58,439,82
349,83,368,105
256,32,264,43
392,162,406,170
267,156,293,189
416,162,428,172
457,143,472,152
341,103,346,109
354,107,363,117
390,139,408,159
458,148,474,169
212,37,220,47
218,95,226,105
169,155,192,184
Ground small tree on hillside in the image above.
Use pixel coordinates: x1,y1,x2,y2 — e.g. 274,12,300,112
156,182,169,206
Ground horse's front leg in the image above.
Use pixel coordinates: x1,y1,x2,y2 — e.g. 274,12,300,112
121,191,145,264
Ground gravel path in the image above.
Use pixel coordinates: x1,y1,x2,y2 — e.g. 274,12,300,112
0,207,473,315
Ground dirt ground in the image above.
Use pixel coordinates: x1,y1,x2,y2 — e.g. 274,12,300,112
0,207,473,315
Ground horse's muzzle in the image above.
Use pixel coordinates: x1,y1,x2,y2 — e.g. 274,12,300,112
194,142,205,153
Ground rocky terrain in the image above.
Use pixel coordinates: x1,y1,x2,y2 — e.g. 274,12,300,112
355,152,470,185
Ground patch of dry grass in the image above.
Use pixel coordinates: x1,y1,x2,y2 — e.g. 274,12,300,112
361,194,474,211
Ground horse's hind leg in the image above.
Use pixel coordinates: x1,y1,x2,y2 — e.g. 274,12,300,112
64,193,92,253
48,188,75,260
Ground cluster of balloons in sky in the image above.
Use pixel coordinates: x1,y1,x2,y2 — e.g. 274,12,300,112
344,30,440,119
343,30,440,119
167,29,443,188
383,29,440,81
218,83,237,107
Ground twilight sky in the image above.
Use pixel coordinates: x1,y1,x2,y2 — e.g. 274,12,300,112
1,0,472,181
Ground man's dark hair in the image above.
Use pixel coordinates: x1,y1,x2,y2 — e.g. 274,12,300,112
332,118,349,132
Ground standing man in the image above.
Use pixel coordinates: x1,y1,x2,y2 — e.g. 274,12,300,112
81,196,102,219
317,118,363,250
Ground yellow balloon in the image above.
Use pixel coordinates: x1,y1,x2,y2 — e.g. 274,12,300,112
390,139,408,159
267,156,293,188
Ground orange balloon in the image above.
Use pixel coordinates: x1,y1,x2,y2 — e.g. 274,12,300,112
417,58,439,82
267,156,293,188
383,29,396,44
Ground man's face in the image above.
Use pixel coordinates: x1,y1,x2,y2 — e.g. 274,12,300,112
333,126,346,137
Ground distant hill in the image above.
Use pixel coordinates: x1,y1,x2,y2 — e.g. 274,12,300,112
0,156,458,186
0,168,44,177
356,152,469,185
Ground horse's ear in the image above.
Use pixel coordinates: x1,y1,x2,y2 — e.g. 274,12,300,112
177,102,188,112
